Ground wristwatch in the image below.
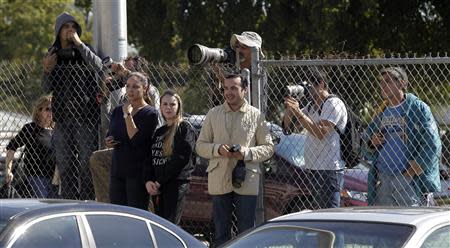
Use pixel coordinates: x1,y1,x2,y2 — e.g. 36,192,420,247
123,112,131,119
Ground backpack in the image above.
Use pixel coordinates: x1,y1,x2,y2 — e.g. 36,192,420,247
316,95,363,169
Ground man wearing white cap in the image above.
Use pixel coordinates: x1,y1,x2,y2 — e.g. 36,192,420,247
228,31,268,114
230,31,265,70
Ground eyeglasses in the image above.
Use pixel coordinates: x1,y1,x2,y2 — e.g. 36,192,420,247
41,107,52,112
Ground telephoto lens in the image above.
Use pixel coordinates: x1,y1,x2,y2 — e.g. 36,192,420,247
286,85,305,99
187,44,236,66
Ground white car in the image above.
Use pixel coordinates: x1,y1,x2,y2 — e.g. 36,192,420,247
223,207,450,248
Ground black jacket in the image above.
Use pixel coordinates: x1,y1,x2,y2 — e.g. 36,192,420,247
7,122,55,178
143,121,196,186
42,12,103,123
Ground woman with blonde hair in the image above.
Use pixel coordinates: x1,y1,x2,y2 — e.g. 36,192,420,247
5,95,56,198
144,90,196,224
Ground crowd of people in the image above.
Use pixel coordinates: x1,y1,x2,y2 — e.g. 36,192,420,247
2,11,444,247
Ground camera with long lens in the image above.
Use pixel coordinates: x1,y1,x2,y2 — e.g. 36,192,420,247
285,81,310,100
187,44,236,66
228,144,246,188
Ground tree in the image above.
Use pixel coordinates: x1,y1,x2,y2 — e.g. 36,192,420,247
126,0,449,61
0,0,92,61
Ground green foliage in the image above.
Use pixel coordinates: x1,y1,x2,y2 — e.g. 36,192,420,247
126,0,449,61
0,0,93,61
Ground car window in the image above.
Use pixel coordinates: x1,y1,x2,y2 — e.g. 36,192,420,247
11,215,81,248
232,221,413,248
151,224,184,248
227,226,335,248
86,215,153,248
420,225,450,248
292,221,412,248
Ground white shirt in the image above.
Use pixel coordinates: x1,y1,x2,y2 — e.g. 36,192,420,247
303,97,347,170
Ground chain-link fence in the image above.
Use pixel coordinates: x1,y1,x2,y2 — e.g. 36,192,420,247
1,56,450,244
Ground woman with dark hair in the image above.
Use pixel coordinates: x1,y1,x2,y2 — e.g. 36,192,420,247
5,95,56,198
107,72,159,210
144,90,196,224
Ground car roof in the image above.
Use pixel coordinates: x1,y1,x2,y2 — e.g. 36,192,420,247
0,199,156,222
271,207,450,226
0,199,207,247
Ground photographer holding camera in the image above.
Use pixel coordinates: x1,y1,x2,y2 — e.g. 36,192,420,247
42,12,103,200
282,69,347,209
196,73,274,246
188,31,268,112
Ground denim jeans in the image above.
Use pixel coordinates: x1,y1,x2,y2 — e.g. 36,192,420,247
308,169,344,209
53,121,97,200
211,192,257,247
28,176,55,198
373,173,419,206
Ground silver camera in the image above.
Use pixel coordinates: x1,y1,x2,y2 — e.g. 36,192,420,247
286,81,309,99
102,56,113,74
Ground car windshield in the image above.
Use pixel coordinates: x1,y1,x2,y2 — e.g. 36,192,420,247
227,221,414,248
281,221,412,248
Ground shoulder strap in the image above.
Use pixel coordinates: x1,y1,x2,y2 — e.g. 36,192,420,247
318,94,339,116
319,94,346,135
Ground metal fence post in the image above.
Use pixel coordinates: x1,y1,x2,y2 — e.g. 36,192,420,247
250,47,265,226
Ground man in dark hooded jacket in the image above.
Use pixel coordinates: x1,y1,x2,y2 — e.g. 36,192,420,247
43,12,102,200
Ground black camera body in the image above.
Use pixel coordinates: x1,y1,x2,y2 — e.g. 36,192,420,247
187,44,236,66
228,144,241,153
49,46,80,62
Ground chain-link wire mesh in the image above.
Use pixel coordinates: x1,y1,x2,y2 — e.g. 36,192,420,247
1,56,450,245
263,57,450,214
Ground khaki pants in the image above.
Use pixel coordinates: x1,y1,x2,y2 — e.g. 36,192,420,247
89,148,113,203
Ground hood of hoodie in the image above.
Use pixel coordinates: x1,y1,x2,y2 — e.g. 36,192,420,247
52,12,82,48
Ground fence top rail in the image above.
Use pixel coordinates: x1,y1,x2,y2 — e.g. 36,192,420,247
260,57,450,67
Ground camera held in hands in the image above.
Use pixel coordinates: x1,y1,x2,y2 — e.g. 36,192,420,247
102,56,114,74
187,44,236,66
228,144,241,153
228,144,246,188
49,46,79,61
285,81,310,100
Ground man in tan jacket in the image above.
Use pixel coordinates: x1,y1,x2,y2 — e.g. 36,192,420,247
196,73,274,246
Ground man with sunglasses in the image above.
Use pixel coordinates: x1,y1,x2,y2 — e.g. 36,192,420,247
282,69,348,209
364,67,441,206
